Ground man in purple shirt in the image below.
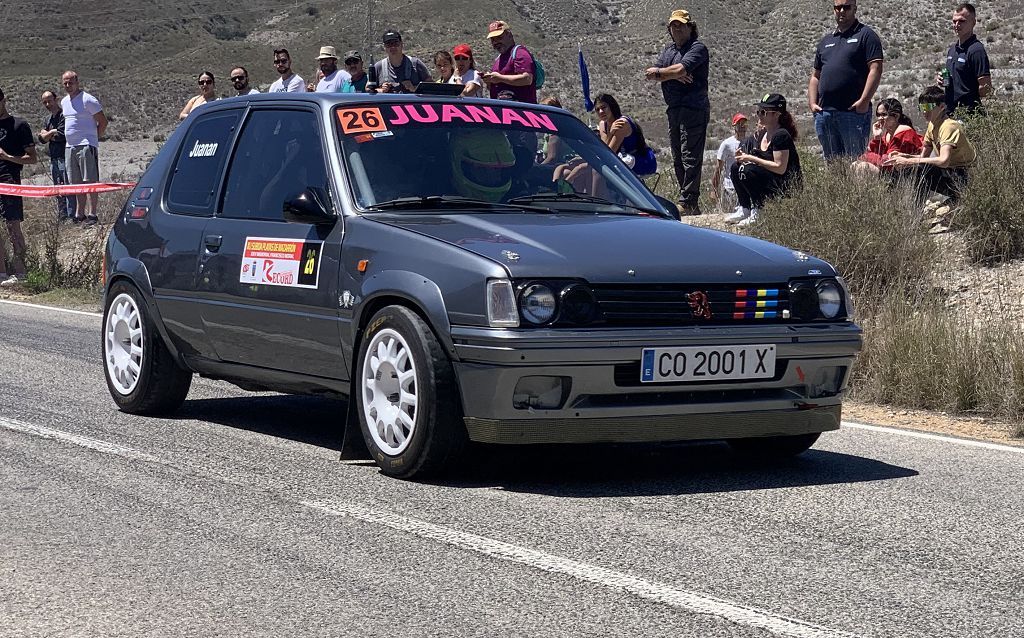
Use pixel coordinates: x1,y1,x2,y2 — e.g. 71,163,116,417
481,20,537,104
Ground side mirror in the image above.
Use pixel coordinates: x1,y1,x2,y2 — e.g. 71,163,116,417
283,187,335,225
653,195,681,221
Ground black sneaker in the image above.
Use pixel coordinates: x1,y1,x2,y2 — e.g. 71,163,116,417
84,215,99,227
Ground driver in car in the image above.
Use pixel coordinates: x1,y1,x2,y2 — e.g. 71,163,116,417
449,130,517,202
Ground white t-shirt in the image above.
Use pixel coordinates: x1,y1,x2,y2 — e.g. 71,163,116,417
716,135,741,192
449,69,483,97
61,91,103,147
269,74,306,93
316,69,353,93
240,88,260,95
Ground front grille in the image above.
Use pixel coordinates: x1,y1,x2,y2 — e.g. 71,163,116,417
591,283,792,327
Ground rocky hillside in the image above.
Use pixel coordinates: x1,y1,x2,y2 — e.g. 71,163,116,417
2,0,1022,146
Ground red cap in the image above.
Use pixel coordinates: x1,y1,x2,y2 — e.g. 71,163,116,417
731,113,748,126
453,43,473,58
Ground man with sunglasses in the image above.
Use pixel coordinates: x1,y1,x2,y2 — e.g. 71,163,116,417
230,67,259,95
269,48,305,93
808,0,884,160
885,85,976,204
343,51,368,93
372,29,431,94
937,3,992,115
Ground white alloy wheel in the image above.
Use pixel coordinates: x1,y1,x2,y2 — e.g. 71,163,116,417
104,292,144,395
362,327,419,455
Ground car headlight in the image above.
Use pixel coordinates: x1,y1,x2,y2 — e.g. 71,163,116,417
519,283,557,325
816,280,842,319
487,279,519,327
559,284,599,325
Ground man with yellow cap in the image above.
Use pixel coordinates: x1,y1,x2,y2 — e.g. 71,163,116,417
644,9,710,216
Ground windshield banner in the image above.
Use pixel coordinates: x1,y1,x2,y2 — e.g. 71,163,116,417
337,104,558,135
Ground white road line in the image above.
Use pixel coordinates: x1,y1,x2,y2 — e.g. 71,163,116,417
843,420,1024,454
0,298,101,317
302,500,861,638
0,416,161,463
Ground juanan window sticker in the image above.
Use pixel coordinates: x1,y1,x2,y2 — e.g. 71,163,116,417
188,140,219,158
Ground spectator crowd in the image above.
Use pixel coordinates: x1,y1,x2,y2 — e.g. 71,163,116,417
0,3,996,286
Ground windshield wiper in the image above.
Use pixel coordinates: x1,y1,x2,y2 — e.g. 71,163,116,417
506,192,668,217
369,195,546,213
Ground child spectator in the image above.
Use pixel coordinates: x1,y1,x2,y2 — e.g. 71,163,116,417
886,85,975,203
710,113,748,214
433,50,455,83
851,98,923,178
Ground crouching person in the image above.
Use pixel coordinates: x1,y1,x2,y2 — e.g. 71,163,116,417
727,93,802,227
886,85,975,202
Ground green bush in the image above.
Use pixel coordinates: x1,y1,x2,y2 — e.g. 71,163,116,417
954,103,1024,264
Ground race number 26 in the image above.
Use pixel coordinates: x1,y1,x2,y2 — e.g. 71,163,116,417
336,107,387,134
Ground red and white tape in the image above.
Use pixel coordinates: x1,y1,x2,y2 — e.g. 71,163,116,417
0,182,136,197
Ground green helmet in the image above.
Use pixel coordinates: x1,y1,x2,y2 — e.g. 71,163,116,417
449,130,516,202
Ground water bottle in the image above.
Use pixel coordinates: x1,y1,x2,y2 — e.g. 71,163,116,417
939,66,950,88
366,55,379,93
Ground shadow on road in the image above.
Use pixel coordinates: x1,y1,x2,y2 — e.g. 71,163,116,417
170,395,918,496
173,395,346,452
443,441,920,497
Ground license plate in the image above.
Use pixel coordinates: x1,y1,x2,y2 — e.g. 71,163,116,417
640,344,776,383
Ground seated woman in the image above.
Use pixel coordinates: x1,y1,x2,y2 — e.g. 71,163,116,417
553,93,656,195
851,98,923,178
886,85,976,203
726,93,802,226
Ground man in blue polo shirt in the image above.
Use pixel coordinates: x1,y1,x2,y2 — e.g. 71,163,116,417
644,9,710,216
808,0,883,160
938,3,992,115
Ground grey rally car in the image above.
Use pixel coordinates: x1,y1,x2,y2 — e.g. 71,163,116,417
102,93,862,478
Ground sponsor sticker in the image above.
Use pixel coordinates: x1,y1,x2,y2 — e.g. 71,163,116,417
239,237,323,289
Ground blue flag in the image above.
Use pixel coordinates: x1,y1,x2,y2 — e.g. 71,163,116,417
578,44,594,112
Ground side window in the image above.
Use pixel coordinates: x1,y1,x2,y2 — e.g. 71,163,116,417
166,110,240,215
221,110,329,221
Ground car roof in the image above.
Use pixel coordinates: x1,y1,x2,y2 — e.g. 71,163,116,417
217,92,567,116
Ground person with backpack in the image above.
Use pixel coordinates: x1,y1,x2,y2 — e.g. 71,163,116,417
481,20,541,104
371,29,431,94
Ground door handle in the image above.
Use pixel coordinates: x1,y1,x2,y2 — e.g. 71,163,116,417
204,234,223,251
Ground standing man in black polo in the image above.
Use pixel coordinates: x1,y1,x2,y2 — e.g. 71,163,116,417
937,3,992,115
38,90,75,221
644,9,710,216
808,0,883,160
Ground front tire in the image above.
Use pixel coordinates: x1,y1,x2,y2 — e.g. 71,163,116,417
102,280,192,415
727,432,821,459
356,305,466,479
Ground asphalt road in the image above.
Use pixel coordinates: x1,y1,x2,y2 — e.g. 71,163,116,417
1,300,1022,638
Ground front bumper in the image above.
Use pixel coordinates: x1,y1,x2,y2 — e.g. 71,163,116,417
450,323,862,444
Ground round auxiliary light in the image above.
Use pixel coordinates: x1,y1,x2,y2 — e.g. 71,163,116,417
789,283,818,321
520,283,557,324
817,280,842,319
559,284,599,325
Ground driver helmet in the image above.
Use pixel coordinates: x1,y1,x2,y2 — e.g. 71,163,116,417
449,130,516,202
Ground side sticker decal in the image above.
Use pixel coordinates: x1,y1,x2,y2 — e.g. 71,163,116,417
240,237,323,289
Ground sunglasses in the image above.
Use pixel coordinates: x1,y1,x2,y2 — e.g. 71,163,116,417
345,59,360,65
198,79,213,85
230,76,247,82
454,55,469,61
274,58,289,65
920,102,941,111
756,108,778,116
833,5,855,11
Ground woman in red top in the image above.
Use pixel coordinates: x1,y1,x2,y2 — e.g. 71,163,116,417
852,98,923,177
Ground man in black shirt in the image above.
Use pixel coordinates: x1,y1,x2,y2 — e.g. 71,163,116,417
808,0,883,160
644,9,710,215
938,3,992,115
0,87,36,287
38,89,76,221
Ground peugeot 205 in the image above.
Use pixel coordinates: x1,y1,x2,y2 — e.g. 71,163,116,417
101,93,862,478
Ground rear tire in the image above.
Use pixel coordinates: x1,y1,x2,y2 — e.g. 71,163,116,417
102,280,192,415
356,305,466,479
727,432,821,459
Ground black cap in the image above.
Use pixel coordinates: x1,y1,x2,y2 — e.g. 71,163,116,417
382,29,402,43
344,50,361,62
757,93,787,112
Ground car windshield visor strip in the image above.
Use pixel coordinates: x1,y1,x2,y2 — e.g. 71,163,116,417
334,102,661,213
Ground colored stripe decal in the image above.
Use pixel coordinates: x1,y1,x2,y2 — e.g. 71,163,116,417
732,311,779,319
734,300,779,309
735,289,779,298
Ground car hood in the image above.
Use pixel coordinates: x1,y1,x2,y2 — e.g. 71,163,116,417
368,213,835,283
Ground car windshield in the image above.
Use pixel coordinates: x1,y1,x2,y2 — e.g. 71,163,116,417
335,101,663,214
